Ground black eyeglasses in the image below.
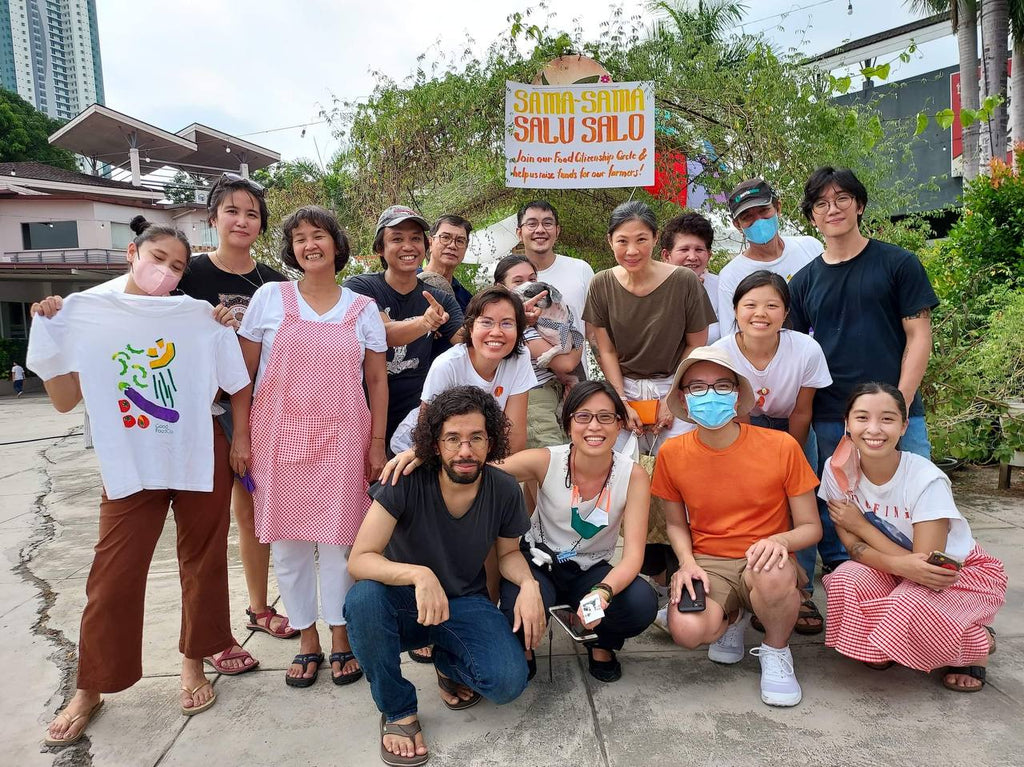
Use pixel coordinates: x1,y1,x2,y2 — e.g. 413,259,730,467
570,411,620,425
218,172,265,195
682,379,738,396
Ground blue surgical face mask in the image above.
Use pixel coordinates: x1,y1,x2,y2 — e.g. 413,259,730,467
685,390,738,429
742,214,779,245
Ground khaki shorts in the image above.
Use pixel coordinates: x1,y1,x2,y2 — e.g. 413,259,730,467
696,554,808,615
526,380,565,448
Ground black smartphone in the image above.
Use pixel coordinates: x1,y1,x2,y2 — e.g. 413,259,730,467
549,605,598,643
677,579,706,613
926,551,962,571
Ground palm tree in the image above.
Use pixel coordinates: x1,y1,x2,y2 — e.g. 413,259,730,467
979,0,1010,170
646,1,752,63
906,1,981,179
1008,0,1023,160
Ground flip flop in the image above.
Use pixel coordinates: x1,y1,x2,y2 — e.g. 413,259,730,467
406,646,434,664
380,714,428,766
203,645,260,676
435,667,481,710
181,681,216,716
285,652,324,688
330,651,364,686
44,699,104,746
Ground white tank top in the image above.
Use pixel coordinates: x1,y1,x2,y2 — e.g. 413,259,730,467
526,443,634,570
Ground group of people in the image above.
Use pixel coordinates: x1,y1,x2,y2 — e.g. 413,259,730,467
25,167,1006,767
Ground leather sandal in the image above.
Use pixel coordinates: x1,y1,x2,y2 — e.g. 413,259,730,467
330,651,364,686
942,665,987,692
246,606,299,639
181,681,216,716
435,668,481,710
203,644,259,676
44,699,104,746
380,714,428,766
285,652,324,688
406,646,434,664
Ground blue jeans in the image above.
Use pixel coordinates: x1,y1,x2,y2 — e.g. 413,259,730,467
798,416,931,595
344,580,528,722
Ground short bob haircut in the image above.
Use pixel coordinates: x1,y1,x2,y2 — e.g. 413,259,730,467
659,212,714,253
128,215,192,263
560,380,629,434
206,173,270,234
430,214,473,238
516,200,559,228
411,385,511,468
844,381,908,423
800,166,869,225
608,200,657,236
492,254,533,286
462,285,526,359
280,205,350,273
731,269,791,311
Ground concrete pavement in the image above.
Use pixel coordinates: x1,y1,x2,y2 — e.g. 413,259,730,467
1,393,1021,767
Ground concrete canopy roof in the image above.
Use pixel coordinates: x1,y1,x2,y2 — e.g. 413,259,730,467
175,123,280,174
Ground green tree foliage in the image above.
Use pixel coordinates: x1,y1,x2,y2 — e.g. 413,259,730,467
0,88,78,171
325,6,918,270
163,170,206,204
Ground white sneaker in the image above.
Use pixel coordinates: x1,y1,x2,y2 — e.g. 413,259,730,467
653,606,670,633
707,611,746,664
750,644,802,706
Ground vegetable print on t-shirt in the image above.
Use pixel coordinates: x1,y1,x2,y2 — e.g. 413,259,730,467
112,337,183,430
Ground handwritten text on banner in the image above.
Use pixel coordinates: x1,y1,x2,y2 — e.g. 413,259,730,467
504,81,655,189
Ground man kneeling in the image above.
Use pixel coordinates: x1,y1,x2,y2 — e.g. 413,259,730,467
651,347,821,706
346,385,546,766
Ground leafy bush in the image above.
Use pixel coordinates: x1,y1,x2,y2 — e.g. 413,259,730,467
0,338,29,380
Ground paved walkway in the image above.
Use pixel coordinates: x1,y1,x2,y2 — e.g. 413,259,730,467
2,393,1021,767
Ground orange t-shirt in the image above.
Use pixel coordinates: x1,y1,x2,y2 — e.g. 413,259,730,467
650,424,819,558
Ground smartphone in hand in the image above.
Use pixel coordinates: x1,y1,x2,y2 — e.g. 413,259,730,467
549,605,598,642
926,551,962,571
677,579,706,612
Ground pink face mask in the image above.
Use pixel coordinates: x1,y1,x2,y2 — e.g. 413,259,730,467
131,259,181,296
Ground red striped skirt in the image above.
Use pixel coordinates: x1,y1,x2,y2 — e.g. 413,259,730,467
822,545,1006,671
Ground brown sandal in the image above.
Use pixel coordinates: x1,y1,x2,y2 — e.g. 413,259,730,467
44,699,104,747
380,714,428,766
246,606,299,639
435,667,481,710
203,644,260,675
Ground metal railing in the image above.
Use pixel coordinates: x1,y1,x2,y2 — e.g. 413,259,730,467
2,248,124,266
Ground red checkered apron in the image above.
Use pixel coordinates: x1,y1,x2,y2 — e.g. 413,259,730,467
823,545,1006,670
250,282,373,546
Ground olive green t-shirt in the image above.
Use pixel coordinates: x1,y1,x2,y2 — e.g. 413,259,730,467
583,266,715,379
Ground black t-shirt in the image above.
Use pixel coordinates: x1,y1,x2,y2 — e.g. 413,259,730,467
344,272,464,441
177,253,286,318
788,239,938,419
370,466,530,598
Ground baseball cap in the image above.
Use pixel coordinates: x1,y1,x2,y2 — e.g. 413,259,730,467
667,346,756,423
727,178,777,219
375,205,429,235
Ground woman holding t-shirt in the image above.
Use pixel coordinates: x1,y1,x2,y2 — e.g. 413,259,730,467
822,382,1005,692
238,205,388,688
494,255,582,447
31,218,253,745
583,201,716,445
177,173,299,658
712,270,832,634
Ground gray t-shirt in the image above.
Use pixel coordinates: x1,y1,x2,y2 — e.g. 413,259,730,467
370,465,530,598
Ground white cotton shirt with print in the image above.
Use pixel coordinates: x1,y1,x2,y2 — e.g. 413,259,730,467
27,292,250,499
716,235,823,331
239,282,387,393
820,451,976,560
390,343,538,453
537,254,595,336
713,329,831,418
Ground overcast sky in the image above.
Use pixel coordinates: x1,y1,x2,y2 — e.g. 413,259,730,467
94,0,957,166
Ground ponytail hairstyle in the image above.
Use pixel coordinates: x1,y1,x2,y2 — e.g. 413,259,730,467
844,381,908,423
128,215,192,262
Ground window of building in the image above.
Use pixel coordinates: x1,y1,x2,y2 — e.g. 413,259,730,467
1,301,31,340
110,222,133,250
21,221,79,250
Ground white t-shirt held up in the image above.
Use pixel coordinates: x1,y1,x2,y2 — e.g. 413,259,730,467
27,292,250,499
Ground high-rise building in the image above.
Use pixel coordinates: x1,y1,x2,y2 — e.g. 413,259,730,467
0,0,104,121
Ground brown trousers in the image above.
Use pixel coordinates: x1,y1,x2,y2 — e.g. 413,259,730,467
76,420,234,692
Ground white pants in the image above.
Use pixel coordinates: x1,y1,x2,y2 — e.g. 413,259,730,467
271,540,354,629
